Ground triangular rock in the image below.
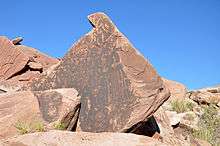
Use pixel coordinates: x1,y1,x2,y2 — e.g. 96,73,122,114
31,12,170,132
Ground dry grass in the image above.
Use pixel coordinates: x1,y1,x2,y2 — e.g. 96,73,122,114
15,121,31,134
15,121,45,134
171,99,194,113
192,104,220,145
53,122,66,130
32,121,45,132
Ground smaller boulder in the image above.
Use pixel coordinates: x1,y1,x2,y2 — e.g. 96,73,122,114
0,88,80,139
11,37,23,45
165,110,199,130
165,111,181,126
179,111,199,130
154,107,190,146
27,62,43,71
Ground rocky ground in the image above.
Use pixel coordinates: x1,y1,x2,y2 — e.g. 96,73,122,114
0,12,219,146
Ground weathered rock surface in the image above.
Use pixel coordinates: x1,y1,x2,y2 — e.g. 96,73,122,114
0,131,168,146
165,111,181,126
164,110,198,130
27,62,43,71
154,108,190,146
0,36,29,80
190,138,212,146
30,12,170,133
188,87,220,105
0,36,59,90
0,88,80,139
162,78,187,100
179,111,199,130
16,45,59,71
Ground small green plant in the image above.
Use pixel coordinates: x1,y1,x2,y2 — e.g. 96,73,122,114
32,122,45,132
171,99,194,113
15,121,31,134
192,104,220,145
53,122,66,130
15,121,45,134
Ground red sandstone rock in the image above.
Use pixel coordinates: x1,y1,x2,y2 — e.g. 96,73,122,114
0,36,59,90
0,88,80,139
162,78,187,100
0,36,29,80
0,131,168,146
31,12,170,133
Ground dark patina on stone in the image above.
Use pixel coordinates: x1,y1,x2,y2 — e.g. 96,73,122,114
34,91,62,123
31,12,170,132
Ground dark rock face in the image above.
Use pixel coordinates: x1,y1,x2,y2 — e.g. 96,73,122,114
31,12,170,132
34,91,63,123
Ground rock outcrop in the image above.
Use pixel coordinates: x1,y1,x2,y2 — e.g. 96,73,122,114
0,131,168,146
155,81,220,145
187,86,220,105
0,36,59,91
0,36,30,80
30,12,170,133
0,88,80,139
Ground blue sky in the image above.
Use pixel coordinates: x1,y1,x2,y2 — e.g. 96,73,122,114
0,0,219,89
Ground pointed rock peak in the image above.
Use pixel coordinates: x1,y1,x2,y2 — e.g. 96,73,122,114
88,12,117,31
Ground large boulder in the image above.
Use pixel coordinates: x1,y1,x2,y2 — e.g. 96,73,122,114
30,12,170,133
0,36,59,91
0,131,168,146
0,88,80,139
